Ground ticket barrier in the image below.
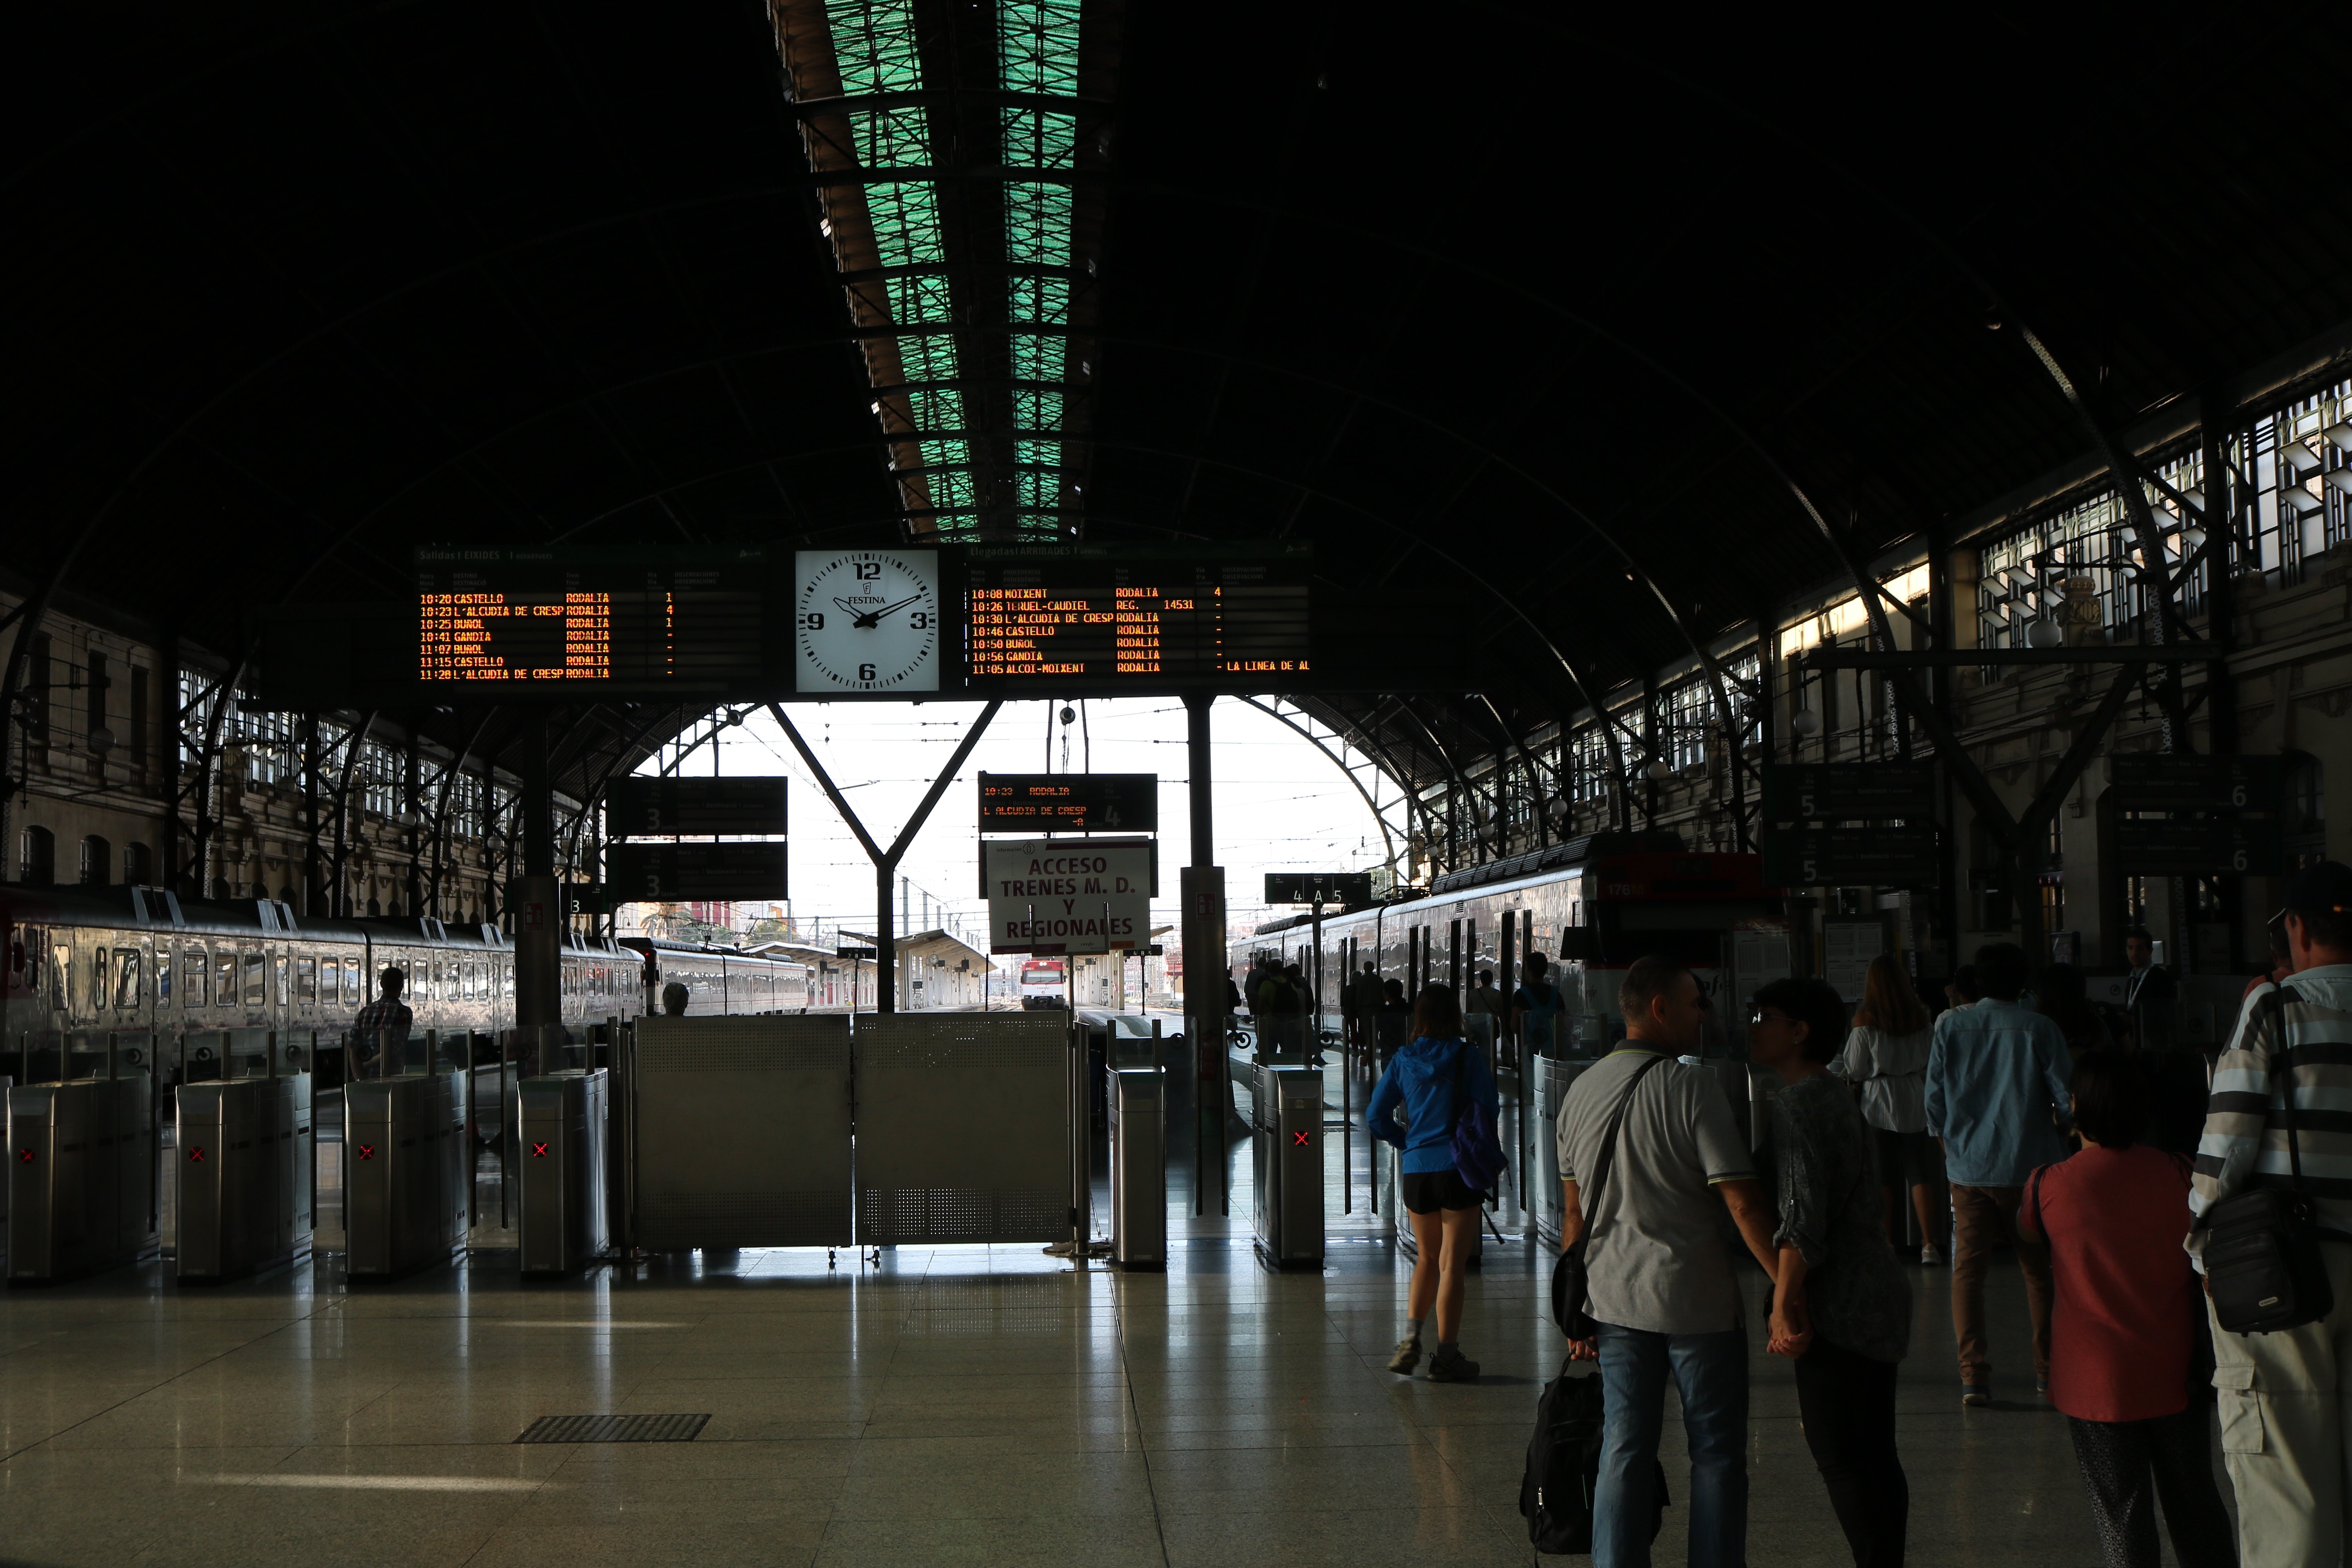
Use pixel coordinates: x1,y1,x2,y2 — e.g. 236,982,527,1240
1107,1062,1165,1268
1252,1063,1324,1269
345,1073,467,1280
514,1070,608,1277
7,1067,155,1285
176,1072,313,1283
1529,1053,1594,1246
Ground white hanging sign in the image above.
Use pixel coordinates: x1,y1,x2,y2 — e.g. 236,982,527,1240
984,837,1154,955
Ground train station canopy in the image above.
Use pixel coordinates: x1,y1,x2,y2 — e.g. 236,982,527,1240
7,3,2346,806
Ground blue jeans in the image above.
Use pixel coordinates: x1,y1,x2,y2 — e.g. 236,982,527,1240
1595,1320,1749,1568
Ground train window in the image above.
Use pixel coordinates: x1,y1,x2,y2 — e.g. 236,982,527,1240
114,950,141,1009
183,948,209,1007
156,949,172,1006
93,948,111,1008
296,956,317,1005
214,951,236,1009
51,944,71,1011
343,956,359,1005
241,951,265,1008
275,954,289,1007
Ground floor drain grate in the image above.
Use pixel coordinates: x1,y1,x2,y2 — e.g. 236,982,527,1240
516,1414,710,1444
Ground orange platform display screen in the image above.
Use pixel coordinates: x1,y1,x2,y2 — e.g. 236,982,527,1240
962,544,1309,691
412,547,775,696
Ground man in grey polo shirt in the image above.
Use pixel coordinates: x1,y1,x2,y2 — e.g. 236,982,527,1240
1559,955,1780,1568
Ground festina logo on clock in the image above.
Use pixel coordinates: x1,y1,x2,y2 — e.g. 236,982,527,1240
793,549,942,693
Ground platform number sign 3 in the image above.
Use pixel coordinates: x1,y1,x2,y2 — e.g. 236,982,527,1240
793,549,941,694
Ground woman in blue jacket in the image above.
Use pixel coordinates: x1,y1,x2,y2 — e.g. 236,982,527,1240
1366,983,1500,1382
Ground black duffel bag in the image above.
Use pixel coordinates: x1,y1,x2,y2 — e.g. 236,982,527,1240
1520,1360,1668,1554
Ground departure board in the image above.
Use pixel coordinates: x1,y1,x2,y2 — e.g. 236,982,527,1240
961,544,1310,691
413,547,776,696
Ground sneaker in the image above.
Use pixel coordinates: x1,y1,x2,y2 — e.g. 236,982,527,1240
1922,1245,1945,1265
1387,1336,1421,1375
1427,1346,1480,1383
2036,1375,2049,1396
1961,1384,1991,1407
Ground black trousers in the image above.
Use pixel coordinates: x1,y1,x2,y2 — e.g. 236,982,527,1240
2065,1408,2236,1568
1792,1337,1907,1568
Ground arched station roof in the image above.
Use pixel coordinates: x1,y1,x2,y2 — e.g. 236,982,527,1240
7,2,2347,809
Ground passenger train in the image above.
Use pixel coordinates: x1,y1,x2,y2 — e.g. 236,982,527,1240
1232,832,1791,1053
0,883,809,1088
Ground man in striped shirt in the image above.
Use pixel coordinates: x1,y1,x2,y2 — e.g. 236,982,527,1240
2191,859,2352,1568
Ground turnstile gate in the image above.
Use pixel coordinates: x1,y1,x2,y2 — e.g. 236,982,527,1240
1252,1063,1324,1269
7,1073,155,1285
345,1073,466,1280
514,1070,608,1276
176,1075,312,1282
1108,1063,1165,1268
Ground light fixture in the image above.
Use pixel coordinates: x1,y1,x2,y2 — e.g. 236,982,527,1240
2283,487,2326,517
2325,421,2352,452
2281,442,2324,477
1643,759,1669,781
87,725,116,756
2326,469,2352,497
2027,619,2064,650
1790,708,1822,737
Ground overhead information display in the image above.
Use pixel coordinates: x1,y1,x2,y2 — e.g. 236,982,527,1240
607,777,788,838
977,772,1157,833
962,544,1310,691
414,547,776,696
607,842,789,902
1264,872,1374,906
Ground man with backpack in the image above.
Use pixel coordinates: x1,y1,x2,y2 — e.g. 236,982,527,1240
1515,951,1570,1055
2190,860,2352,1568
1554,954,1783,1567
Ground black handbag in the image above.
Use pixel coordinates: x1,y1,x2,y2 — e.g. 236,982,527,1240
1552,1054,1667,1337
2201,985,2345,1336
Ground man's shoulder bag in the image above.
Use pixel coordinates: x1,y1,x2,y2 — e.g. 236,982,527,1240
2201,983,2343,1336
1550,1053,1668,1338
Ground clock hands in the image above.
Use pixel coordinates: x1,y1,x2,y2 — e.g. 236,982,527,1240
835,592,925,630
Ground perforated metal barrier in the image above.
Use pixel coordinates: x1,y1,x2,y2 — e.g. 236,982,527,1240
630,1015,853,1250
853,1013,1072,1247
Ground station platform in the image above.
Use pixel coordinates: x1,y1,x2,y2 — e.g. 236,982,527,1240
0,1087,2189,1568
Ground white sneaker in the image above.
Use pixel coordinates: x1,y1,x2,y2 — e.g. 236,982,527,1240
1922,1245,1945,1265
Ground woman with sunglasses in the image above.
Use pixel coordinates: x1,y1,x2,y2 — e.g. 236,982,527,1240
1752,976,1914,1568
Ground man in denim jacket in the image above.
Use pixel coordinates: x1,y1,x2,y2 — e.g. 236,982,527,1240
1924,940,2071,1406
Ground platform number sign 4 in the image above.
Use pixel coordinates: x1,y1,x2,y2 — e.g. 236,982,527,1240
793,549,941,694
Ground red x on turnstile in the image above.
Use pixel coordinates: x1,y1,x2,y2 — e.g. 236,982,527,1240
531,1142,550,1158
1292,1129,1312,1147
189,1147,206,1162
356,1145,376,1160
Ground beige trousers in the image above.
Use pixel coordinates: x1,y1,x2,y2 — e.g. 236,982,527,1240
2210,1243,2352,1568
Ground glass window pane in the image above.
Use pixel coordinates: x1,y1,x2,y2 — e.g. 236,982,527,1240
296,956,317,1004
93,948,111,1009
241,951,265,1008
114,950,140,1009
185,947,209,1008
215,952,236,1008
157,949,173,1007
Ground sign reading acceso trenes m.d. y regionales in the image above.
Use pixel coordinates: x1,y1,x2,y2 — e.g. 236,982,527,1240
983,837,1154,955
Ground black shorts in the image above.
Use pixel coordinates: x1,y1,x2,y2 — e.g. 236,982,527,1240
1402,1169,1483,1214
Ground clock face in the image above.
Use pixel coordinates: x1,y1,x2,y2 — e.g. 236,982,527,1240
793,549,942,694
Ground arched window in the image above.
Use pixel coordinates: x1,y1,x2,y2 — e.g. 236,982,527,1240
123,842,152,886
80,835,112,887
19,825,55,887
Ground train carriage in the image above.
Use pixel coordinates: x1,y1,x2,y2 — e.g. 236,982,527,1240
1231,832,1792,1055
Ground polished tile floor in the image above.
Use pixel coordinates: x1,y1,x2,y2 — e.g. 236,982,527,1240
0,1071,2216,1567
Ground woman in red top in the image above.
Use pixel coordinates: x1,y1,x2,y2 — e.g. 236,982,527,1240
2018,1049,2233,1568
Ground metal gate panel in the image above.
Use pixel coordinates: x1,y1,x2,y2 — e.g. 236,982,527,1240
633,1016,851,1249
855,1014,1069,1246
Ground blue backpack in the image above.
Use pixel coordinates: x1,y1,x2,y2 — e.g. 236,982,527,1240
1448,1042,1509,1193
